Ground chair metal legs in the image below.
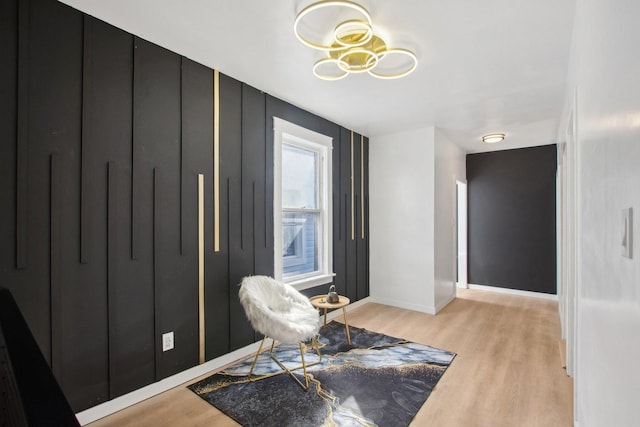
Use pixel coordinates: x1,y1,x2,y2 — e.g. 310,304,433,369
247,336,322,390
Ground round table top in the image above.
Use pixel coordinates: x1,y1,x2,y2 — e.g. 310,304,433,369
310,294,350,309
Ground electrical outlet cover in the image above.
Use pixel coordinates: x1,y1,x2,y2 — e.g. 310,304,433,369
162,332,174,352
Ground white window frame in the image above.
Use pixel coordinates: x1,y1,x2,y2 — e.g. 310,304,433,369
273,117,334,290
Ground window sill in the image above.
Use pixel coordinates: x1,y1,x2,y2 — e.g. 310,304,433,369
287,273,336,291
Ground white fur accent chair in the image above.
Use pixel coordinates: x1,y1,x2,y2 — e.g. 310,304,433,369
239,275,321,389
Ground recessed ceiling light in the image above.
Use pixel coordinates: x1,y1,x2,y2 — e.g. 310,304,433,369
482,133,505,143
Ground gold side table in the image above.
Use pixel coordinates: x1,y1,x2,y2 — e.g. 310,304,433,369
310,295,351,345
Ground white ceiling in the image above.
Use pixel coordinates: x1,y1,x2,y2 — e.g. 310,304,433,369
60,0,576,153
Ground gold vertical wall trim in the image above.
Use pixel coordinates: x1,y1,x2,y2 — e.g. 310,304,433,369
213,70,220,252
350,131,355,240
198,174,205,364
361,135,365,239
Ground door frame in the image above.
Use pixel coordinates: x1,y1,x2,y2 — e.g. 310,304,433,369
455,179,468,289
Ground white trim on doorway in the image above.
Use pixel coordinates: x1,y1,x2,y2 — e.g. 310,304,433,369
455,179,468,289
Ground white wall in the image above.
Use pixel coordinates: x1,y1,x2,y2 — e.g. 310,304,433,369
434,129,466,311
369,127,435,313
563,0,640,424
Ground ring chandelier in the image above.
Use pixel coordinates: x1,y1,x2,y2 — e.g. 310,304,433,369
294,0,418,80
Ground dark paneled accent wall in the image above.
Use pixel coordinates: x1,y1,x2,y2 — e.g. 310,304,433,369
467,145,557,294
0,0,369,412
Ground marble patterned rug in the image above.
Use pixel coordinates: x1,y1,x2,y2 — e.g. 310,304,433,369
188,321,456,426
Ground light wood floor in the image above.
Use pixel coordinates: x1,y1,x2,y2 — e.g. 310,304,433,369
88,289,573,426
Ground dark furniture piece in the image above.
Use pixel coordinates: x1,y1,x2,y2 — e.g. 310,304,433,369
0,288,80,426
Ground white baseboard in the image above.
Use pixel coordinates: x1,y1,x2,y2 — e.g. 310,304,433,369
434,292,456,313
467,283,558,301
368,294,455,315
75,340,264,425
76,296,373,425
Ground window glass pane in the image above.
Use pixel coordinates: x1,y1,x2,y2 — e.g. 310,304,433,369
282,144,317,209
282,212,318,278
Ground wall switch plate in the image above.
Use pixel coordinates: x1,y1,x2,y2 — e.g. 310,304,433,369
622,207,633,259
162,332,174,352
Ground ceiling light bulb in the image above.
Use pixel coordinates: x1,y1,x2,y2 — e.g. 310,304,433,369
482,133,505,143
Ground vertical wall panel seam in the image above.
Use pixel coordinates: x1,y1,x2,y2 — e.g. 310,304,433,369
239,85,244,251
15,0,29,270
197,174,205,364
213,70,220,252
263,96,267,249
338,192,342,241
226,178,231,348
364,138,369,295
338,131,342,241
152,167,159,379
355,195,359,299
361,135,364,240
252,181,256,273
179,57,184,255
50,153,60,376
79,15,89,264
106,161,113,398
350,131,354,241
130,37,138,260
344,194,348,249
